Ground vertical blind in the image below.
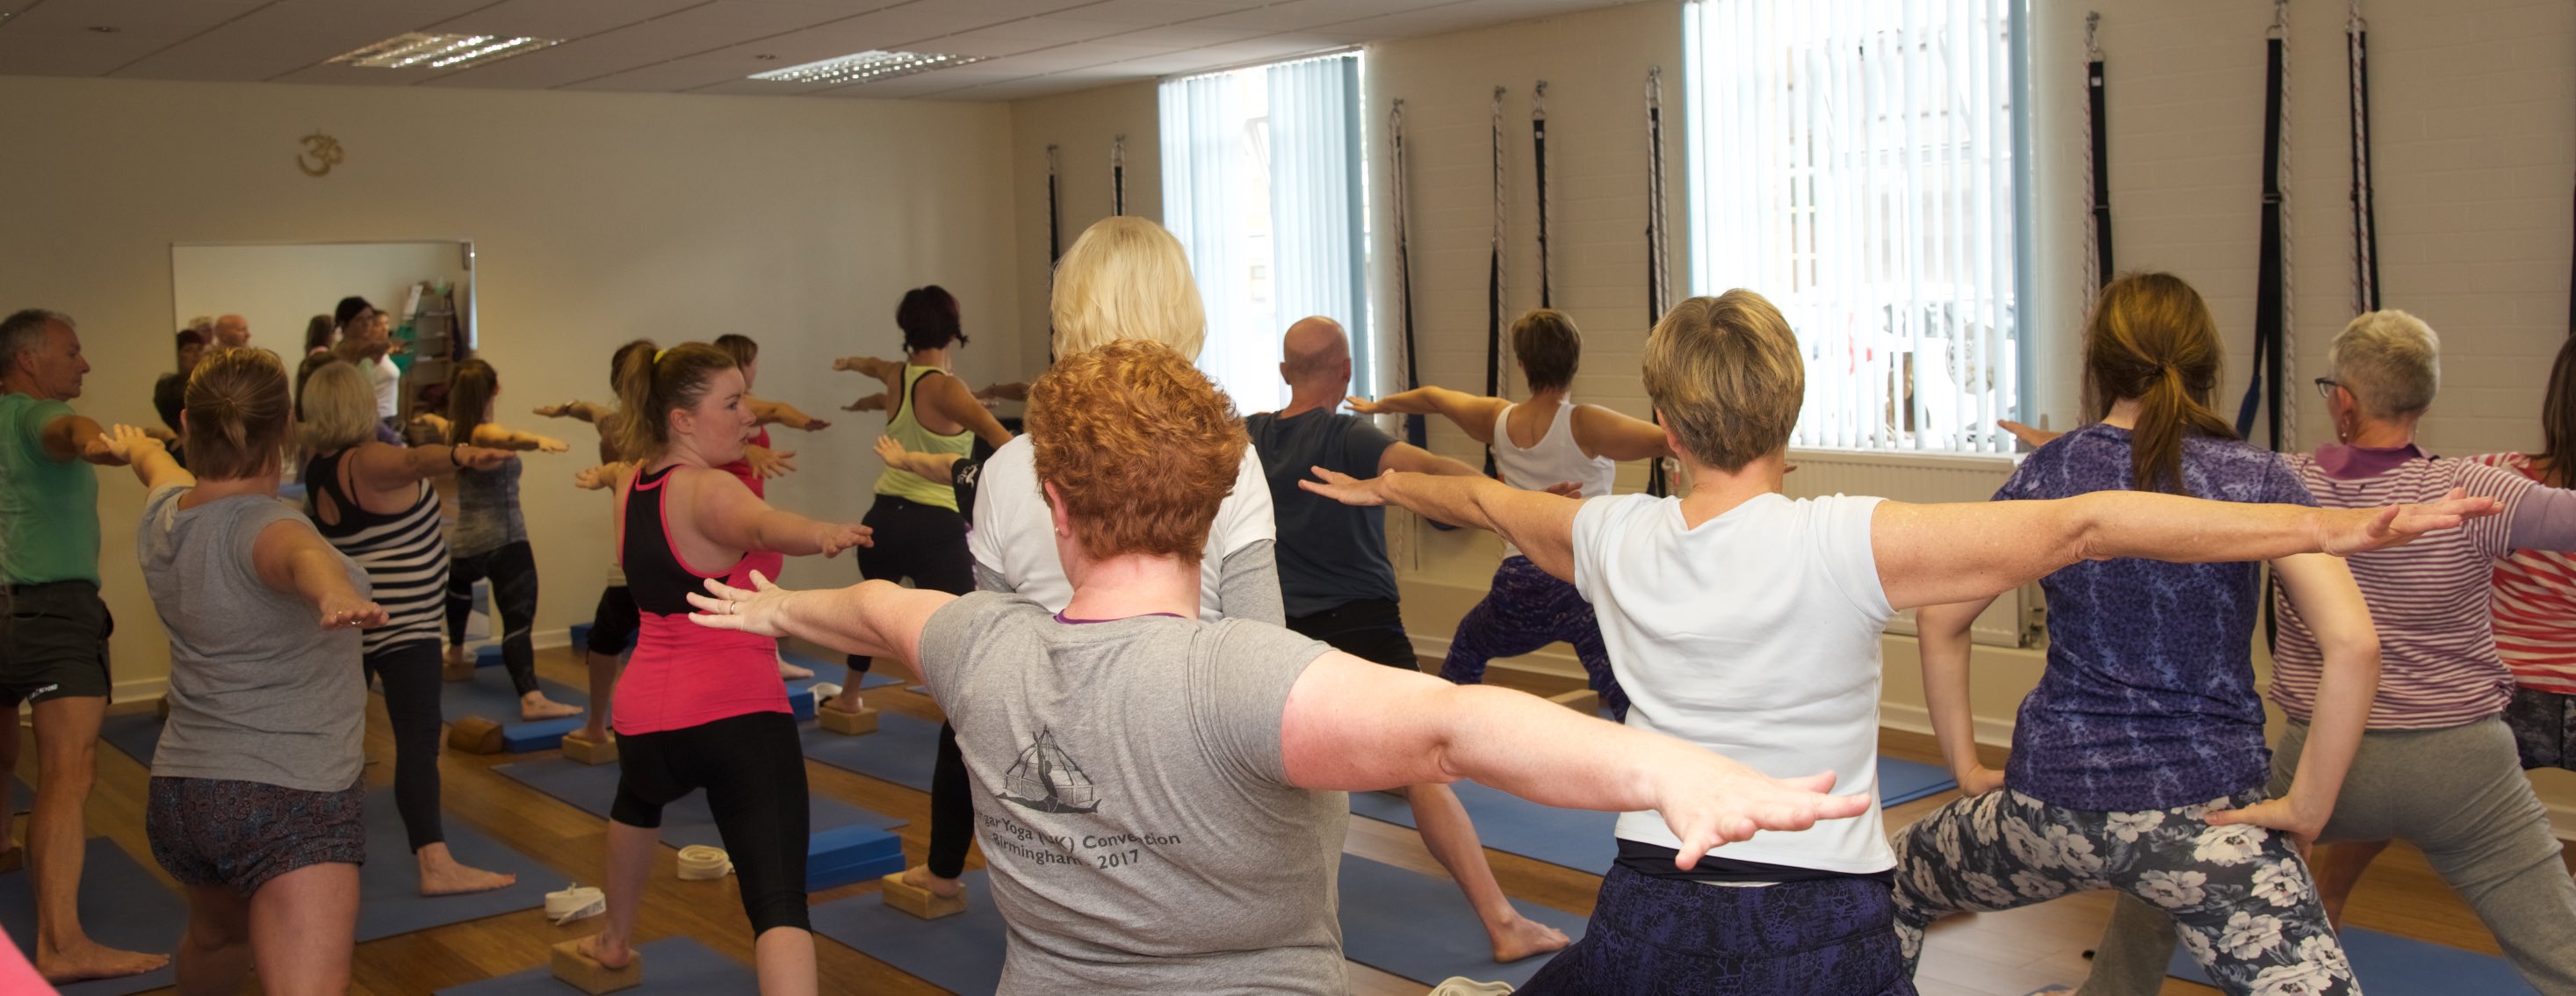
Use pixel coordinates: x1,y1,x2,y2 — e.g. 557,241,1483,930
1160,52,1367,414
1684,0,2020,454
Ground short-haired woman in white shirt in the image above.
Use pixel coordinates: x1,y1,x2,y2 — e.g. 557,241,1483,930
1304,290,2492,993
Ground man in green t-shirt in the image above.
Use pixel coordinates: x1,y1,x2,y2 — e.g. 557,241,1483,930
0,308,167,985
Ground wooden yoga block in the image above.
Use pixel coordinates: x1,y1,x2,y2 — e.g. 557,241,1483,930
550,939,641,994
1548,688,1601,715
818,704,879,736
561,730,618,765
879,870,965,920
446,716,505,754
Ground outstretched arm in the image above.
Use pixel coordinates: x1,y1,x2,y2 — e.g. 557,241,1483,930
572,462,634,492
250,518,387,631
692,470,869,558
533,400,614,424
874,436,962,484
1303,468,1581,581
1279,653,1872,869
473,422,570,453
350,440,511,490
750,397,831,433
978,381,1029,402
41,413,125,466
918,375,1014,448
105,425,193,492
1345,387,1508,444
687,575,954,675
1377,442,1482,478
1868,487,2499,611
2209,555,2379,844
1571,404,1673,461
1916,596,2006,797
841,393,889,413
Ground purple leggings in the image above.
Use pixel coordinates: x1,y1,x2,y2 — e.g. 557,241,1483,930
1440,556,1627,722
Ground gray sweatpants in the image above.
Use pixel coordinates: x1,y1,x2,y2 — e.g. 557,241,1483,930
2083,716,2576,996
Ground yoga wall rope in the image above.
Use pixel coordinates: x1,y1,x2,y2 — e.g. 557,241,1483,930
1485,86,1508,479
1646,67,1673,497
1111,134,1126,217
2348,0,2380,315
2084,13,2111,304
2235,0,2294,451
1046,144,1062,264
1534,81,1554,309
1389,98,1427,449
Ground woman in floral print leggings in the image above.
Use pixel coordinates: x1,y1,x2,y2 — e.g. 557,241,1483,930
1889,275,2385,995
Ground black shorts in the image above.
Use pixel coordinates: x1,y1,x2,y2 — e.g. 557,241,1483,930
2505,685,2576,771
587,586,639,656
1284,598,1419,670
2,581,112,706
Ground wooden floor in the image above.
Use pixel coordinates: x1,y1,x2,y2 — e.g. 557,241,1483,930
18,645,2557,995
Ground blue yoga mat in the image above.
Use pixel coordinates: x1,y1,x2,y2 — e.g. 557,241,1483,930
437,935,757,994
98,712,164,768
492,756,905,849
0,837,182,996
1349,757,1959,877
356,787,556,941
799,710,943,792
416,668,593,754
2168,924,2536,994
808,869,1007,995
1339,855,1588,987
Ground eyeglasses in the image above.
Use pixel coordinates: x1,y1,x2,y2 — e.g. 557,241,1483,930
2313,377,2341,401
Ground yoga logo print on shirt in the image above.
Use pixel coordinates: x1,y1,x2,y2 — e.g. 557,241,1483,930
998,728,1101,814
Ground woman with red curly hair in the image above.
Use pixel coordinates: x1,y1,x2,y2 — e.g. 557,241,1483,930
686,340,1872,993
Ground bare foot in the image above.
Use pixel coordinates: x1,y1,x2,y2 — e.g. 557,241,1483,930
576,933,632,970
1486,912,1570,963
777,658,814,681
36,940,168,985
823,692,864,714
899,863,963,899
519,692,582,722
444,645,471,669
573,721,610,744
418,843,517,896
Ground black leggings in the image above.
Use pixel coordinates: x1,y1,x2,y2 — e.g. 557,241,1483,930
444,541,541,696
848,495,974,675
610,711,812,935
848,495,978,880
364,639,445,853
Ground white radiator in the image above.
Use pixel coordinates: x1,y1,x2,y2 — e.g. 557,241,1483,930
1780,448,2039,648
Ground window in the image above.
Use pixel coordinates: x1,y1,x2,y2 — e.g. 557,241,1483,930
1683,0,2022,454
1161,52,1367,414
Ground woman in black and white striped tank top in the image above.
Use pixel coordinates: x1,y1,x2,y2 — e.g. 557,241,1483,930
296,361,523,897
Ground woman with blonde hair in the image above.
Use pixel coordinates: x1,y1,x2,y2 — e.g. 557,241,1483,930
2083,310,2576,996
686,339,1874,993
105,349,386,995
1891,273,2378,994
299,361,520,897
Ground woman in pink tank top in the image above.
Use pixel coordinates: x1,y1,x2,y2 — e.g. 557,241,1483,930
577,342,869,996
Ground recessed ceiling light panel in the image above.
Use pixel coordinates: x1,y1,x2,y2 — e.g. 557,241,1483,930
748,50,985,85
328,32,561,70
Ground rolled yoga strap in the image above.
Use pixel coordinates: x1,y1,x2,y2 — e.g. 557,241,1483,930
675,846,732,880
546,884,606,925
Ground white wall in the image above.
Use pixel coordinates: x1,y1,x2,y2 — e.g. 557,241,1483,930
171,241,470,358
0,76,1022,699
1007,82,1162,360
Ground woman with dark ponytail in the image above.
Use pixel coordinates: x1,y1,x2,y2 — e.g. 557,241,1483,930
574,342,869,993
423,358,578,719
1886,273,2382,992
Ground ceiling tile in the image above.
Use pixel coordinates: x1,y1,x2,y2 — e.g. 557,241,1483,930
424,0,713,40
1054,0,1267,27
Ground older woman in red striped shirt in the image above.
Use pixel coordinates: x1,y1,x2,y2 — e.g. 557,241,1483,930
2083,310,2576,996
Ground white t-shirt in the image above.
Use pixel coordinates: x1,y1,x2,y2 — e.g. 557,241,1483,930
969,435,1276,620
369,355,401,419
1570,490,1896,875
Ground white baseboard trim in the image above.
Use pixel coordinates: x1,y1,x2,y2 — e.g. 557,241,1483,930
109,629,576,707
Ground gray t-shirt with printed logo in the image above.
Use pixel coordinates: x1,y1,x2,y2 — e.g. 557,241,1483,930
917,591,1347,995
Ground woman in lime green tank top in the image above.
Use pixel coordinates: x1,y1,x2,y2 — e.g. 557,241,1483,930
827,286,1017,906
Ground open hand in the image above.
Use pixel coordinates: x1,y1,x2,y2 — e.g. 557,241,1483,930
797,416,831,432
842,393,888,413
686,571,795,638
745,447,797,479
1299,466,1389,507
872,435,907,466
571,464,620,491
2205,796,2322,853
533,435,571,454
2320,487,2500,556
455,444,513,472
319,594,390,631
1343,395,1392,416
817,523,873,558
1957,764,2007,798
100,424,158,466
1654,761,1873,870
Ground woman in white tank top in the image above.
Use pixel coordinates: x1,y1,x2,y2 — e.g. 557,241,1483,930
1347,309,1667,719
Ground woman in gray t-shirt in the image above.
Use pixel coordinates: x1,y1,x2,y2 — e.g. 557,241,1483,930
105,349,386,996
687,342,1872,994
